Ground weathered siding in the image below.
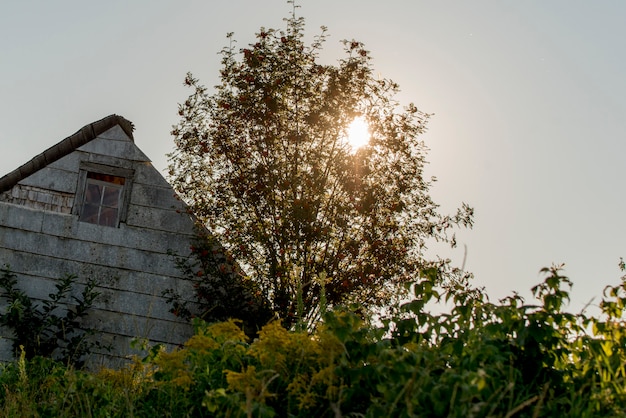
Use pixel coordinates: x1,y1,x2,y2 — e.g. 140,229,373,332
1,185,75,213
0,121,198,368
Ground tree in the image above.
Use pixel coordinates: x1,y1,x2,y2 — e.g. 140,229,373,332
163,230,273,338
168,4,473,328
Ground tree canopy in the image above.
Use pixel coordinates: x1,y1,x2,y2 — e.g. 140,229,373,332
168,5,473,328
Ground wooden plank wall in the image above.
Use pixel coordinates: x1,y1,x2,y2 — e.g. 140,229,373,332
0,126,199,368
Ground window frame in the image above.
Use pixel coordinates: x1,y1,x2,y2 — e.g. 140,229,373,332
73,162,134,227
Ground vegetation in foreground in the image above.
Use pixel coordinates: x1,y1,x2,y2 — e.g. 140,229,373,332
2,265,626,417
0,266,105,368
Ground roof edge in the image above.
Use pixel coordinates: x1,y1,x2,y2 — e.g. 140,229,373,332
0,115,135,193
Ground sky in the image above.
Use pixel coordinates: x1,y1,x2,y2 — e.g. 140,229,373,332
1,1,625,313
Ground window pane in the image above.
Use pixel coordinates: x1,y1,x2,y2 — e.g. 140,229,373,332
99,207,119,227
79,203,100,223
84,183,102,205
102,186,121,208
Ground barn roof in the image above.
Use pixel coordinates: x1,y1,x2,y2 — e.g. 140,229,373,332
0,114,134,193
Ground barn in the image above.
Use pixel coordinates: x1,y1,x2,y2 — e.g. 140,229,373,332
0,115,197,367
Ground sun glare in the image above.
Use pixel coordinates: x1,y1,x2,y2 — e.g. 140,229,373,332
346,116,370,151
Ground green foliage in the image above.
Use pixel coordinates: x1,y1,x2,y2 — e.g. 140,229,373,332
0,265,106,368
163,231,274,338
0,354,151,417
4,264,626,416
168,3,473,328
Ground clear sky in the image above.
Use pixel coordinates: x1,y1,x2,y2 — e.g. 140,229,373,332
2,1,625,312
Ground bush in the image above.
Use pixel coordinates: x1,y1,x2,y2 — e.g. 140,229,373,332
0,265,106,368
3,264,626,416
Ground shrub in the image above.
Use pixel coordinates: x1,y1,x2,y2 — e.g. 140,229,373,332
3,264,626,416
0,265,106,368
160,265,626,416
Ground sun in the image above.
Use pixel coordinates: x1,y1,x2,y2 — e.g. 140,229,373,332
346,116,370,151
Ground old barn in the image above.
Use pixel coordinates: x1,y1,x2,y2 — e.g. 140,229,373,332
0,115,197,367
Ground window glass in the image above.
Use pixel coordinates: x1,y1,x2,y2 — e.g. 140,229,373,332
102,187,120,207
79,172,125,227
98,207,119,227
80,203,100,224
85,183,102,204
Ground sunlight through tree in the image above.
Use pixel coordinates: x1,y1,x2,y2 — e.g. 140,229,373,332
168,2,473,328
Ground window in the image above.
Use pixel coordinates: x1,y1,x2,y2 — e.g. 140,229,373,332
73,162,134,228
79,172,125,227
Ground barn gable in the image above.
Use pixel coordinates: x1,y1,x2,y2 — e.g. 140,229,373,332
0,115,197,367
